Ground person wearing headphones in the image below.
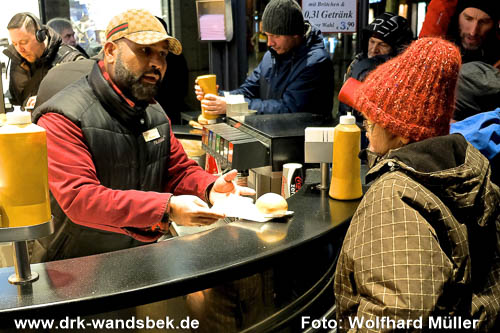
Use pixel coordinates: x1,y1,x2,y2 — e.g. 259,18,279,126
4,12,85,108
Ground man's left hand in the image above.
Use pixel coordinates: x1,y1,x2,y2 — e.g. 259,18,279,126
209,169,255,205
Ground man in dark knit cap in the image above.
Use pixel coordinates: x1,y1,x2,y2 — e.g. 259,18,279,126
421,0,499,65
195,0,334,120
453,0,499,64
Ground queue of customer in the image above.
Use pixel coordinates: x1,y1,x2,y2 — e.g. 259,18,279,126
335,37,499,332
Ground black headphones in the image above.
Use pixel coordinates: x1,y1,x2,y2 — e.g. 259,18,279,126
23,12,48,43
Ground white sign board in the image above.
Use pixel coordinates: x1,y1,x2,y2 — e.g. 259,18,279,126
302,1,357,33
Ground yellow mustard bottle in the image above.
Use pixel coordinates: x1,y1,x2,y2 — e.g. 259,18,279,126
0,107,51,227
329,112,363,200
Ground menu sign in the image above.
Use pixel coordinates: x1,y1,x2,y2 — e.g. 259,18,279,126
302,1,357,33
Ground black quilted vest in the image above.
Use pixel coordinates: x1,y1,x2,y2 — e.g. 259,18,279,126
31,63,170,262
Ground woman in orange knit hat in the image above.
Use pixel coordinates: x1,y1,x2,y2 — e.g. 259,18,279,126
334,37,500,331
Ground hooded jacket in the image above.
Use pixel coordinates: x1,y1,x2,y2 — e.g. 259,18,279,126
335,134,500,332
3,27,84,107
229,22,334,120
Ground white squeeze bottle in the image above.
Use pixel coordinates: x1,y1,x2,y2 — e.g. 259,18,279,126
0,107,51,227
329,112,363,200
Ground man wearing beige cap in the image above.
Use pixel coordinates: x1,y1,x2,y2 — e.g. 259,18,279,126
30,9,254,262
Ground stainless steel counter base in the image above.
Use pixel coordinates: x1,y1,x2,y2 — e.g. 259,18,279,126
0,219,54,242
1,219,54,285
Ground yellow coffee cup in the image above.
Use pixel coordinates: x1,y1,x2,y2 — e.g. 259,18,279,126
197,74,219,123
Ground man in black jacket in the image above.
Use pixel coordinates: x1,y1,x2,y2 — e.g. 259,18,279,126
195,0,334,120
339,12,414,122
46,17,90,58
4,12,85,108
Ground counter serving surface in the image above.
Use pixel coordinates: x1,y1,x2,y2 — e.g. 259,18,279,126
0,184,360,324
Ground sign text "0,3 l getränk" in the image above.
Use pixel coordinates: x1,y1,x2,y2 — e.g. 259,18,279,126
302,1,357,33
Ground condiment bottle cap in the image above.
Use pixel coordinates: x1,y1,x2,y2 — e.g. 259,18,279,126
7,106,32,125
339,112,356,125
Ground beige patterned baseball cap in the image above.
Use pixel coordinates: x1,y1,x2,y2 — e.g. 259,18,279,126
105,9,182,55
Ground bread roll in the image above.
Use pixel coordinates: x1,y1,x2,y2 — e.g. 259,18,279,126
255,193,288,215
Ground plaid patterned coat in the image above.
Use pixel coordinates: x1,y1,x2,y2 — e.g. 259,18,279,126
335,134,500,332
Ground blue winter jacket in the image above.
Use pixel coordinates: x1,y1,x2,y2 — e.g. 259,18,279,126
450,108,500,184
230,23,334,120
450,108,500,161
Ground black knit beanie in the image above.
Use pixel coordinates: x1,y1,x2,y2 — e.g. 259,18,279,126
262,0,305,36
456,0,499,22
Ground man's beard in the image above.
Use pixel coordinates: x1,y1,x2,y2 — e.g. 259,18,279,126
459,29,484,51
114,55,161,103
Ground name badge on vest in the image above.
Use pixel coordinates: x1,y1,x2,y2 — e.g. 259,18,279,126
143,128,161,142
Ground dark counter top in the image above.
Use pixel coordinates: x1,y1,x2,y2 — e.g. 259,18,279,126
0,185,360,321
171,124,202,139
229,113,331,138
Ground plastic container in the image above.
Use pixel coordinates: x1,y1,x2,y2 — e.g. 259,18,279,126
329,112,363,200
0,107,51,227
197,74,219,124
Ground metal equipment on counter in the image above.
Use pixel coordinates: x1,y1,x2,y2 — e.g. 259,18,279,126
304,127,334,191
201,113,326,196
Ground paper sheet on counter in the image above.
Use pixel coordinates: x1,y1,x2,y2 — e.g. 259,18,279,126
211,195,270,222
211,195,294,222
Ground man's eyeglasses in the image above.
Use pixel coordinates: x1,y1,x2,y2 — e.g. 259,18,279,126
362,120,375,132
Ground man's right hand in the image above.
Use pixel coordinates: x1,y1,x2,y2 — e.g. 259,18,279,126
169,195,224,226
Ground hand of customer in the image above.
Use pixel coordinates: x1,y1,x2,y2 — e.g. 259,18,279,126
209,169,255,205
169,195,224,226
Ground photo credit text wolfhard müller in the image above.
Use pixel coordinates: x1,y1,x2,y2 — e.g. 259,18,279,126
301,316,479,330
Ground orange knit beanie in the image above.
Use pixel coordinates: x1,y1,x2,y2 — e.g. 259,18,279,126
339,37,461,142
